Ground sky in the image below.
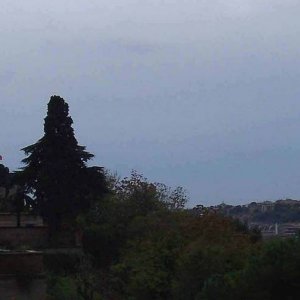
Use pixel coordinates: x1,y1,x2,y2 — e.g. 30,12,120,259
1,0,300,206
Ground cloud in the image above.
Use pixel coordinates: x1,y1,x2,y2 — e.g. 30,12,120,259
1,0,300,204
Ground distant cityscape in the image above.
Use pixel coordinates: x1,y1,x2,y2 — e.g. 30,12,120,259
193,199,300,238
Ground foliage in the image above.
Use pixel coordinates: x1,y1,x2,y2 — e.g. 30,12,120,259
76,170,276,300
0,164,10,210
44,251,83,275
0,164,10,189
111,211,185,300
18,95,106,232
107,212,259,300
47,275,79,300
75,255,103,300
82,171,187,269
0,165,34,223
201,237,300,300
171,214,255,300
46,254,103,300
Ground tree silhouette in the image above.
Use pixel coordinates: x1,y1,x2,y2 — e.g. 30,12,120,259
0,164,10,210
19,95,105,233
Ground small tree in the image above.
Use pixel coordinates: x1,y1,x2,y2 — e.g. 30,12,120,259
19,95,106,233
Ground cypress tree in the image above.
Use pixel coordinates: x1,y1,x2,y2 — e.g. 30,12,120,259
20,95,105,232
0,164,9,190
0,164,10,204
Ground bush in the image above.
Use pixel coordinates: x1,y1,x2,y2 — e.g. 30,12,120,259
44,251,83,275
47,276,79,300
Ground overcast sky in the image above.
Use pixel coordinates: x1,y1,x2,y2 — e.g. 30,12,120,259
1,1,300,206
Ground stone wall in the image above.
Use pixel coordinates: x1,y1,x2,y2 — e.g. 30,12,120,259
0,213,43,227
0,276,46,300
0,251,46,300
0,251,44,274
0,227,47,249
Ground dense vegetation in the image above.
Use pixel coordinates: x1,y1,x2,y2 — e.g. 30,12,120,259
1,96,300,299
45,172,300,300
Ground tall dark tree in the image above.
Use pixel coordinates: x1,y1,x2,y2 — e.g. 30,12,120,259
0,164,9,192
0,164,10,209
19,95,106,232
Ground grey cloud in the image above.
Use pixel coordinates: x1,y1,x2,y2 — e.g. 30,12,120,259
1,1,300,205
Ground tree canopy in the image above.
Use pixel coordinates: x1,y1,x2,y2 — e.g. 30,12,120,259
19,95,106,231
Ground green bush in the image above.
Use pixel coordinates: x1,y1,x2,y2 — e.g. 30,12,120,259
44,252,83,275
47,276,79,300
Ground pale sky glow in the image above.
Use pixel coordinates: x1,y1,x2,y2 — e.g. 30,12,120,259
1,1,300,206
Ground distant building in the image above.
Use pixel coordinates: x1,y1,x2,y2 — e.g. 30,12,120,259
260,201,274,212
276,199,299,206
